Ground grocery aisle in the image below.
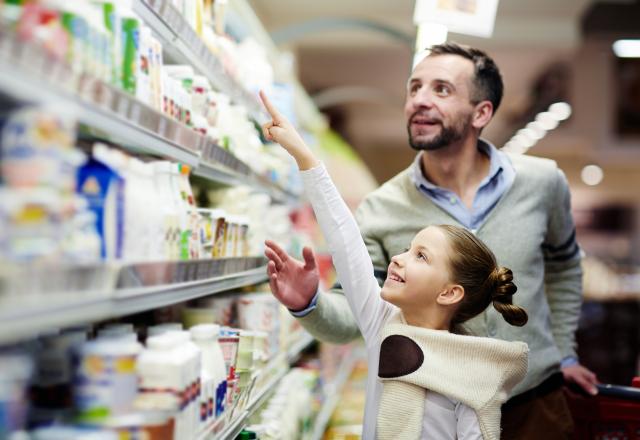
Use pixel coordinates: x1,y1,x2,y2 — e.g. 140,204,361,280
0,0,367,439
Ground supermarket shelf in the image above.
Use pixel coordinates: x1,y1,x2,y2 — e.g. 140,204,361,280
308,348,361,440
201,332,315,440
0,258,268,345
132,0,266,122
0,30,300,202
0,30,201,167
194,161,300,205
226,0,327,132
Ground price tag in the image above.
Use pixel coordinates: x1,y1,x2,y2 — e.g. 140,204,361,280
199,44,209,61
115,93,130,117
129,102,142,125
157,0,168,16
158,117,168,138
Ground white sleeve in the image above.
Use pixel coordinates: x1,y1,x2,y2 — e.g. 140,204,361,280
455,403,483,440
301,163,394,341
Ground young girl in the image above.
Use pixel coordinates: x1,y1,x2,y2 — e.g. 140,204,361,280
259,91,529,440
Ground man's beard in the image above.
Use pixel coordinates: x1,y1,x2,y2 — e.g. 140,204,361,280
407,112,472,151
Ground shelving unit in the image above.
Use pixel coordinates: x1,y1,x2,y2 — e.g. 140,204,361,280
132,0,265,122
0,30,200,166
0,257,268,345
0,29,295,203
0,1,323,438
199,332,315,440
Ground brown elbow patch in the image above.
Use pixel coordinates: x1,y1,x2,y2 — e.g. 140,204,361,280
378,335,424,378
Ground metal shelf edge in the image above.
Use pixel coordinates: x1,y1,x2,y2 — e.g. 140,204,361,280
0,265,268,345
205,333,314,440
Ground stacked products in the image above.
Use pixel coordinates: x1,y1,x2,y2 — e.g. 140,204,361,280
0,0,298,189
0,295,309,439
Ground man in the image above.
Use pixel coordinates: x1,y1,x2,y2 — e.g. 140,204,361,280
268,43,597,439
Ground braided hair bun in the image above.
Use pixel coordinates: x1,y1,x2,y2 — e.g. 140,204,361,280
490,267,528,327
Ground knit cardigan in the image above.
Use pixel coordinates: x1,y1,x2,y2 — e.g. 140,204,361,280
377,311,528,440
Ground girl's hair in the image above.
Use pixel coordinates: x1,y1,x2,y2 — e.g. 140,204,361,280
435,225,528,332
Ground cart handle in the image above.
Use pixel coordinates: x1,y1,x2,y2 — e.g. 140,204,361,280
596,383,640,401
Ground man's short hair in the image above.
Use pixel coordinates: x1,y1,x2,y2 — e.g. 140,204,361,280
427,43,503,114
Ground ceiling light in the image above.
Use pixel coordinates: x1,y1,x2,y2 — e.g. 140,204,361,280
525,122,546,139
581,165,604,186
548,102,572,121
512,133,536,149
612,39,640,58
517,128,540,141
535,112,560,130
504,141,527,154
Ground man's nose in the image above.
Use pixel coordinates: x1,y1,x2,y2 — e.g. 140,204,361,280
409,87,434,110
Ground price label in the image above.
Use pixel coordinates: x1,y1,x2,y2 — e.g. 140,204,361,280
129,102,142,125
158,117,168,138
115,94,130,117
157,0,168,16
199,44,209,61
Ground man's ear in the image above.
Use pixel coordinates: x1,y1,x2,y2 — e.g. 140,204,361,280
472,101,494,130
436,284,465,306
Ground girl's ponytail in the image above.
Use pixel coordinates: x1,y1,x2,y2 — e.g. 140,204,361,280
490,267,528,327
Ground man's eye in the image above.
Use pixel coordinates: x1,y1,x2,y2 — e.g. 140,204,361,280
410,84,420,95
435,85,450,96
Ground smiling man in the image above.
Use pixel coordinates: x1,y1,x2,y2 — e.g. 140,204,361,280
268,43,596,439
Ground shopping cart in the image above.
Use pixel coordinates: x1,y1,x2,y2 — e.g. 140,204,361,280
564,378,640,439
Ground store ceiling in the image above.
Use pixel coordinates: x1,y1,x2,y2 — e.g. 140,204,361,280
249,0,640,207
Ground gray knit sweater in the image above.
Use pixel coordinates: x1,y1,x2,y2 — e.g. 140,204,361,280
299,153,583,396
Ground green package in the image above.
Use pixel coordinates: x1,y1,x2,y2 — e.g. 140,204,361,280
121,16,139,94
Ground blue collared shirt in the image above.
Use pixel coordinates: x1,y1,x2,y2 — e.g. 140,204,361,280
410,139,515,231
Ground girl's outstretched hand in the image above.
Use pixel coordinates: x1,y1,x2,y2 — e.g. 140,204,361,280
264,240,320,311
259,90,319,170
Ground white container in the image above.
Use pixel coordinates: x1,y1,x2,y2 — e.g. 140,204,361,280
97,323,137,343
192,75,211,117
72,338,142,423
152,161,180,260
147,323,184,338
172,331,202,439
198,294,235,327
137,161,165,261
136,333,181,436
189,325,222,430
237,293,281,358
169,163,190,260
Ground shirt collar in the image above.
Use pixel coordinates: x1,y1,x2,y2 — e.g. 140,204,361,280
411,139,506,191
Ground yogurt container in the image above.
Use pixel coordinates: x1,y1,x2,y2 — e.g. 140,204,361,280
72,338,142,423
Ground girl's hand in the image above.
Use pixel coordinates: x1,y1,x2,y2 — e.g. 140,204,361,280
264,240,320,311
259,90,319,170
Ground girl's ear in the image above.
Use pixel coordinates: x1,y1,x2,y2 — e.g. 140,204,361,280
436,284,464,306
